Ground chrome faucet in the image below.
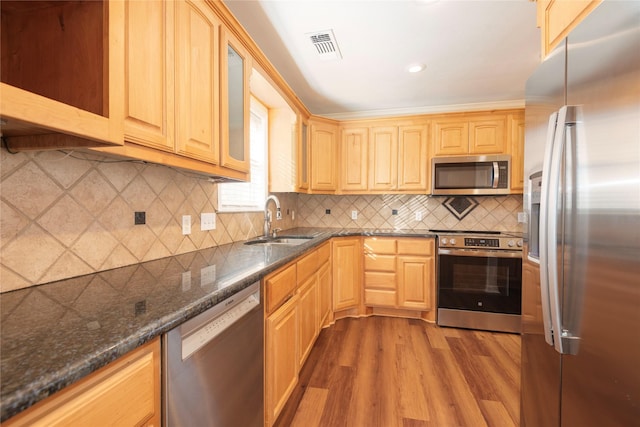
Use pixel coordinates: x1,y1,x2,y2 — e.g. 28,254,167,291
264,195,282,238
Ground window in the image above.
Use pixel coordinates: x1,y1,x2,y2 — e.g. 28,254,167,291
218,97,268,212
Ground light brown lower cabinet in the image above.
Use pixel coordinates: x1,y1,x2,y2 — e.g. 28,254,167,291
264,241,331,426
364,237,435,313
265,293,299,427
332,237,362,312
4,338,161,427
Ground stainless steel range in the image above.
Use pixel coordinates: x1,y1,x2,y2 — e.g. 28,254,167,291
431,230,523,333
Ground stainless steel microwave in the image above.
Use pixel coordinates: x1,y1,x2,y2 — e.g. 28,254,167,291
431,155,511,195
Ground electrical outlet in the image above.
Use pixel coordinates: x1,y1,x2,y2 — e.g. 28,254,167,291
292,210,295,220
134,211,146,225
415,211,422,221
351,210,358,220
182,215,191,235
201,212,216,231
518,212,527,223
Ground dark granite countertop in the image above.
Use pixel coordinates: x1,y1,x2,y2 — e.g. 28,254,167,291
0,227,436,421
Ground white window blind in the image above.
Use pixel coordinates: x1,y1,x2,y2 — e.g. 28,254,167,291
218,98,268,212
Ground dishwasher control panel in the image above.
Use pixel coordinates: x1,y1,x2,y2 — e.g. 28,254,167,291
181,289,260,360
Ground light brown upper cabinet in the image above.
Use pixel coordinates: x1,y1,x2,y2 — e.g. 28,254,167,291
97,0,249,181
340,127,369,192
369,126,399,191
309,118,339,193
338,120,428,194
537,0,601,58
297,116,310,192
0,0,124,149
397,125,429,191
508,111,525,193
432,113,506,156
220,28,252,173
175,0,221,164
123,0,175,152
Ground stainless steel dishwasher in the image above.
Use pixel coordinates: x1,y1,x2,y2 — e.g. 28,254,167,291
163,281,263,426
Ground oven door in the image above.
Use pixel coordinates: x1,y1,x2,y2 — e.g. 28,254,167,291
437,248,522,315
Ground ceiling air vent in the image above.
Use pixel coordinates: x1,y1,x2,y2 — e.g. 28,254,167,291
307,29,342,61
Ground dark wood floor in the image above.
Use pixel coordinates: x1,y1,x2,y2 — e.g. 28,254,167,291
276,316,521,427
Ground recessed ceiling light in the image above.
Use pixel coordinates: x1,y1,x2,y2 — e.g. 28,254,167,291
407,63,426,73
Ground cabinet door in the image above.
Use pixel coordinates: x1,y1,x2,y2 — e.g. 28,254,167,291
310,121,338,192
220,28,251,172
340,127,369,192
297,276,318,367
538,0,601,57
433,119,469,156
397,124,428,191
317,261,332,328
509,113,525,193
297,117,310,191
175,0,220,163
469,116,506,154
369,126,398,191
397,255,431,310
332,238,362,311
265,295,299,427
123,0,174,151
4,339,160,427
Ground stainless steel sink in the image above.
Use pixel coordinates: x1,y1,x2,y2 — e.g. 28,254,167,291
244,235,314,246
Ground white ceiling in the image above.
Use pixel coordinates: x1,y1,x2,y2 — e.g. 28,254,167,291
224,0,541,119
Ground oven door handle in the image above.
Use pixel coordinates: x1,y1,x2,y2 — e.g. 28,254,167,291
438,248,522,259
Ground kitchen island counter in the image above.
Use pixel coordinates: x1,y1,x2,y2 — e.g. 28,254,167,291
0,227,435,421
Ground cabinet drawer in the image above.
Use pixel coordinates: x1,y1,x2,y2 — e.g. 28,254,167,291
397,238,433,256
363,238,396,254
364,289,396,307
297,251,318,285
316,241,331,265
265,263,297,313
364,271,395,290
364,254,396,272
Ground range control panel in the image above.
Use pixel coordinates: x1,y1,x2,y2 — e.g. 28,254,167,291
437,234,523,251
464,237,500,247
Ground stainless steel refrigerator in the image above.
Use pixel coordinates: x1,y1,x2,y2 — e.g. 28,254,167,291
522,1,640,426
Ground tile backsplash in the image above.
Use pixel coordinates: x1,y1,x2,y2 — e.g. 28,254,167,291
297,193,523,232
0,147,295,293
1,145,522,292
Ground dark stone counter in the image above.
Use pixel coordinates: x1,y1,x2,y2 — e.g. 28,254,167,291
0,227,435,421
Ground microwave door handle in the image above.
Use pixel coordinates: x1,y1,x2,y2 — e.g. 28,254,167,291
492,161,500,188
539,110,559,348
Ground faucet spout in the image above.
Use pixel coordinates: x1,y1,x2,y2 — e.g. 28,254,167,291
264,195,282,237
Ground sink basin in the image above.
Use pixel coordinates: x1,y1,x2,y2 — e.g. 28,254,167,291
244,235,314,246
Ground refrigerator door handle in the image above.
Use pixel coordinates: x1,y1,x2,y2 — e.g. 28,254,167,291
545,105,569,354
539,110,559,347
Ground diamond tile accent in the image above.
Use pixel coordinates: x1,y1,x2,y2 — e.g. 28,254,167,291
443,197,479,220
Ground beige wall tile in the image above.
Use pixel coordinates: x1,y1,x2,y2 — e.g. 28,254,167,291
0,145,523,293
